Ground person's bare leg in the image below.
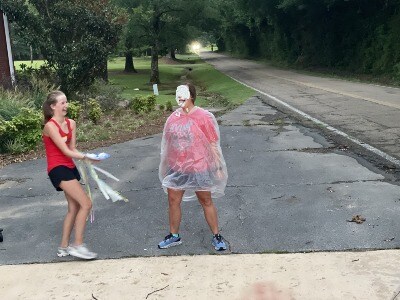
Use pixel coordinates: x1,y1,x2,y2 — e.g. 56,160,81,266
59,180,92,246
196,191,219,234
60,192,79,248
167,188,184,234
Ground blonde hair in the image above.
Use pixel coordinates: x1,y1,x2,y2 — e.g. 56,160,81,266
42,91,65,123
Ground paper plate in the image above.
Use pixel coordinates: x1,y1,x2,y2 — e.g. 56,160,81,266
85,152,110,160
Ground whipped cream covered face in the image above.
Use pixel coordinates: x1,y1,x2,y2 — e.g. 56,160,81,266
175,85,191,107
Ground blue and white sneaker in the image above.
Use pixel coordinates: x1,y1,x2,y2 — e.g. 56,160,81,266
212,234,227,251
158,233,182,249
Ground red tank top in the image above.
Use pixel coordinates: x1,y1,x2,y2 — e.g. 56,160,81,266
43,118,75,173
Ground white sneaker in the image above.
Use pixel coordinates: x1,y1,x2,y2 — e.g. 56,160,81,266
57,247,70,257
67,244,97,260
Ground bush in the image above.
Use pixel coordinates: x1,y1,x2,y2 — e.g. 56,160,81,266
87,98,103,124
79,79,124,111
146,95,157,111
159,104,165,111
67,101,82,120
0,76,55,123
129,95,157,113
0,108,42,153
165,100,173,111
0,88,33,121
28,75,58,110
15,65,58,109
5,137,27,154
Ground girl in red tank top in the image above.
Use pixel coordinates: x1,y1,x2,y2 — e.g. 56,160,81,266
43,117,75,173
42,91,97,260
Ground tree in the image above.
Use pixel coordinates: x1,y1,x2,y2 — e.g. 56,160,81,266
213,0,400,78
9,23,41,61
129,1,185,83
1,0,126,95
114,0,208,84
121,18,140,73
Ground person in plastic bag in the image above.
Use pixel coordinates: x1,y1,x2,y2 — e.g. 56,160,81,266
158,83,228,251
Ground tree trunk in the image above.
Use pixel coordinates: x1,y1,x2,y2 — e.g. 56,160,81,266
96,57,108,82
170,48,176,60
124,51,137,73
150,44,159,84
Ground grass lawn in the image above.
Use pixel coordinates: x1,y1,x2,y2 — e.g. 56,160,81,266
109,54,253,107
16,53,254,108
14,60,46,70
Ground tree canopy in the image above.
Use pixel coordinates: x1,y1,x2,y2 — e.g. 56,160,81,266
1,0,126,95
3,0,400,86
114,0,213,83
214,0,400,78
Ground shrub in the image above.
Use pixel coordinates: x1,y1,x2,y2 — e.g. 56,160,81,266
28,75,58,110
79,79,125,111
0,76,55,122
15,65,58,109
87,98,103,124
5,137,27,154
129,95,157,113
0,108,42,153
165,100,173,111
67,101,82,120
0,88,32,121
159,104,165,111
129,96,145,113
146,95,157,112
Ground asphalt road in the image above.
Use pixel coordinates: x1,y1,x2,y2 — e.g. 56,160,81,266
1,97,400,265
201,51,400,165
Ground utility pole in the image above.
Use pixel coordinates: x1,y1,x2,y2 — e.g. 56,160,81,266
0,10,15,88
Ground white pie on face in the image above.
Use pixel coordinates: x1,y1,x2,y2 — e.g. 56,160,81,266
175,85,190,107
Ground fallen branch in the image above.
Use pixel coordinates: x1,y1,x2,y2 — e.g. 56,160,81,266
146,285,169,299
391,289,400,300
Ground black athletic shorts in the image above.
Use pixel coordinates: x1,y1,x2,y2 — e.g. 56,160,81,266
48,166,81,191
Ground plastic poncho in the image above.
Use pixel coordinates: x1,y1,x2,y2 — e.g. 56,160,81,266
159,107,228,200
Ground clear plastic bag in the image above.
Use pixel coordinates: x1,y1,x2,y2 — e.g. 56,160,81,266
159,107,228,200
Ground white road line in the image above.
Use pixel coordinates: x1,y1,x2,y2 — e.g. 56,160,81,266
261,73,400,110
229,75,400,167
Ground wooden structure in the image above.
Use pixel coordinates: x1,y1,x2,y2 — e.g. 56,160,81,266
0,11,15,88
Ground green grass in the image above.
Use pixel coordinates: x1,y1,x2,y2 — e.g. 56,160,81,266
108,59,185,105
108,54,254,107
15,53,254,108
14,60,45,70
188,62,254,106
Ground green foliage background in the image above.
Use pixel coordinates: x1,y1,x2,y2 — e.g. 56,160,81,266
216,0,400,80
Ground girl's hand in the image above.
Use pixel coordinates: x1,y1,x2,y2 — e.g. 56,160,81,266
82,152,110,163
80,154,100,164
85,157,101,164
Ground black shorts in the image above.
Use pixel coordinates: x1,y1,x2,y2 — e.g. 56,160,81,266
48,166,81,191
